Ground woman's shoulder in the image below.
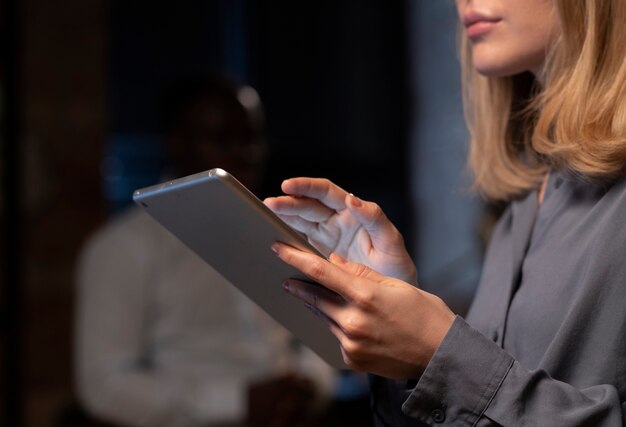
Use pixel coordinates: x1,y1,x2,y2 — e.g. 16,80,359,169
552,171,626,259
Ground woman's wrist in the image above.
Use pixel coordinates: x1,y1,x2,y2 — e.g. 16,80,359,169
412,295,456,376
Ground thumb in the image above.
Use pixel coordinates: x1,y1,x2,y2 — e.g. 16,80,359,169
329,252,386,281
345,194,402,250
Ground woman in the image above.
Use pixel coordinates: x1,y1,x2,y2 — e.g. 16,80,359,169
264,0,626,425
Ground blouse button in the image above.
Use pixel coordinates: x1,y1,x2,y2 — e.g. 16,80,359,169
432,408,446,423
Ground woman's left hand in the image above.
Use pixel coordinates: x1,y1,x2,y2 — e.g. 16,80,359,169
272,242,455,380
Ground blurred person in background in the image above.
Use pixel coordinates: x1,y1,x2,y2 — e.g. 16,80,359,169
74,75,336,427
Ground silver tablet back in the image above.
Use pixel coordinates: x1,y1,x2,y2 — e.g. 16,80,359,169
133,168,346,369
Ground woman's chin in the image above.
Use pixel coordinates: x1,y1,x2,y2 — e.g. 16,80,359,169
471,50,542,78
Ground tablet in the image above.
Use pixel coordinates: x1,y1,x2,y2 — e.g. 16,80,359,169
133,168,346,369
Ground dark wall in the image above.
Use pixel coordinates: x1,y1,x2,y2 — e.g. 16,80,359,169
1,0,107,424
108,0,411,231
109,2,222,133
252,2,408,186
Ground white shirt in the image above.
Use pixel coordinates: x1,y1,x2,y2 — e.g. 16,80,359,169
75,207,335,427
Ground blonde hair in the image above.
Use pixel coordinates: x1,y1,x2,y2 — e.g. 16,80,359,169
464,0,626,201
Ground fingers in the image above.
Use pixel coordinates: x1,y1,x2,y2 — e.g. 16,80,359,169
275,214,318,235
281,178,349,211
290,284,351,347
345,194,403,251
285,281,350,347
282,279,345,323
264,195,336,222
274,216,332,256
328,252,386,282
304,298,370,371
273,243,379,302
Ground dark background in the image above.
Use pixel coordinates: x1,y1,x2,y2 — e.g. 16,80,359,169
107,1,410,221
0,1,480,425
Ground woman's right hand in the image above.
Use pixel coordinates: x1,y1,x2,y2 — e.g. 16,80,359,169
264,178,417,286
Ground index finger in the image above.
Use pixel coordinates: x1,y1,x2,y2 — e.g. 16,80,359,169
281,178,348,211
272,242,368,302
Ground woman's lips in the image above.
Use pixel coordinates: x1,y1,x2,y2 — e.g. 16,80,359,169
463,12,501,40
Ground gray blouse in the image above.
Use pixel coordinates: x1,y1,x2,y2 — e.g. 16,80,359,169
371,172,626,426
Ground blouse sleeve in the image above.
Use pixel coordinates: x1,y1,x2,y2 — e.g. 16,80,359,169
398,316,624,426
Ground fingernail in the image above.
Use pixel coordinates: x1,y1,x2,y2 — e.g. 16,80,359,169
349,193,362,207
271,244,279,255
282,281,290,292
